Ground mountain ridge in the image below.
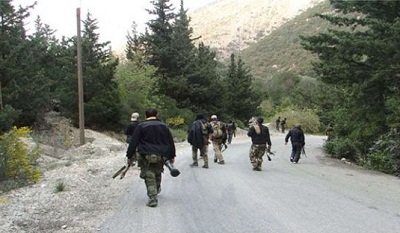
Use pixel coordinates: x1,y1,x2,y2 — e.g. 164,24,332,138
188,0,326,59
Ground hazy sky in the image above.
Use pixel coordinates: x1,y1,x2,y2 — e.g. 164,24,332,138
13,0,217,49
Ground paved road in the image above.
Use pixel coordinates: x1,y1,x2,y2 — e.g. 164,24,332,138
99,132,400,233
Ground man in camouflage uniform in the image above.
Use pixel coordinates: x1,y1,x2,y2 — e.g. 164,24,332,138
247,117,272,171
126,108,176,207
187,114,213,168
210,115,227,164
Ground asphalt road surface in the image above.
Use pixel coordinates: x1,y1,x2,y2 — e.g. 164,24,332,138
99,132,400,233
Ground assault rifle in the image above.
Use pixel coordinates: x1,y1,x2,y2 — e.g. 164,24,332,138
265,149,275,161
112,164,131,179
302,146,307,158
221,143,228,152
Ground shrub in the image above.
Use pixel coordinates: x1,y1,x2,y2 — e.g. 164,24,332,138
272,107,321,134
170,128,187,143
325,138,358,161
0,127,41,184
0,105,21,134
166,115,185,128
359,151,396,175
54,181,65,193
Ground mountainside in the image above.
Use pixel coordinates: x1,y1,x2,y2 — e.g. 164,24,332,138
239,0,334,79
189,0,326,60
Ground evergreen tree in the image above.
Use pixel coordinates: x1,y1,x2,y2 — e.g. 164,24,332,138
58,12,121,130
188,42,223,115
141,0,175,97
226,54,260,122
167,0,196,106
0,0,39,128
301,0,400,154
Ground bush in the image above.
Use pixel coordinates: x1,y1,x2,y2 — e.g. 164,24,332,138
0,105,21,134
272,107,321,134
359,151,397,175
0,127,41,184
324,138,358,161
362,130,400,175
170,128,187,143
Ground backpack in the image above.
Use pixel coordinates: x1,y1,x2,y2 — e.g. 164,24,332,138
201,121,210,135
211,121,224,139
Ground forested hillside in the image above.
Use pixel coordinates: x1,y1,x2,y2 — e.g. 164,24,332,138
239,1,333,80
189,0,325,59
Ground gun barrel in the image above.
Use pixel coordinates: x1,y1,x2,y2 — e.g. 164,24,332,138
112,165,126,179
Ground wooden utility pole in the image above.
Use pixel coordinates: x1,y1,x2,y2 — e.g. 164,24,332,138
77,7,85,145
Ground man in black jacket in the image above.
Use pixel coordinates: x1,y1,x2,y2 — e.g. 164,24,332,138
247,117,272,171
124,112,140,165
126,108,176,207
285,123,305,164
187,114,213,168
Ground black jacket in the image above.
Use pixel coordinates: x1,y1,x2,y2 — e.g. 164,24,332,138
187,119,212,149
285,127,305,145
126,118,176,160
248,124,272,146
125,120,139,142
125,120,139,136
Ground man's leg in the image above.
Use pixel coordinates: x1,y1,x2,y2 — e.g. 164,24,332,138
293,143,302,163
190,146,198,166
290,144,296,162
200,145,209,168
249,145,258,170
213,141,224,164
256,146,266,170
144,165,158,207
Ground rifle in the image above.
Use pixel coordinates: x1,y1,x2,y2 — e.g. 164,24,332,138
112,164,131,179
302,146,307,158
164,160,180,177
221,143,228,152
265,149,275,161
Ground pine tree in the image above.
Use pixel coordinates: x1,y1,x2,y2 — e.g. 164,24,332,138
58,12,121,130
141,0,175,96
0,0,39,127
226,54,260,122
301,0,400,153
188,42,223,114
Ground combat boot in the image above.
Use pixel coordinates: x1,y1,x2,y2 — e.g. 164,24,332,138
146,197,158,207
218,160,225,165
190,162,198,167
202,164,209,169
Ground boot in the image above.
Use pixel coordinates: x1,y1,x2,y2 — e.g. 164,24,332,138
190,162,198,167
146,197,158,207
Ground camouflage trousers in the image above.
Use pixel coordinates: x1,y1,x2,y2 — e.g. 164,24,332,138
192,145,209,166
138,154,164,198
212,139,224,162
249,144,267,169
